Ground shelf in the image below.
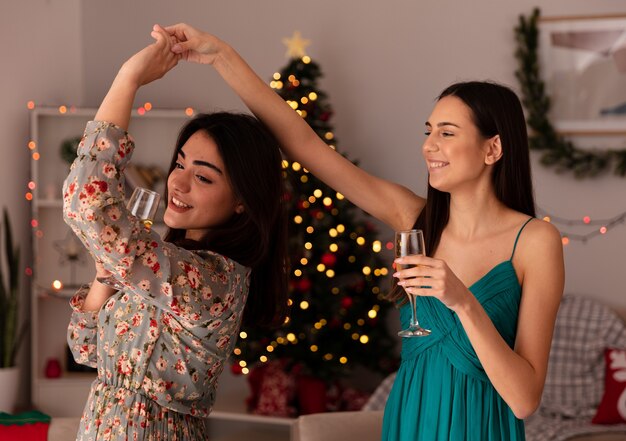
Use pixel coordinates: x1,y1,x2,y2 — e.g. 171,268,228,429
35,283,83,299
36,199,63,208
36,373,96,387
29,107,193,418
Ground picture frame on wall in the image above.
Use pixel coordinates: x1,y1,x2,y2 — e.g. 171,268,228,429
539,14,626,141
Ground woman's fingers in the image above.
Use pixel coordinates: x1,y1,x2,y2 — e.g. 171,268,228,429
162,23,194,42
395,266,431,280
395,254,434,266
404,286,436,297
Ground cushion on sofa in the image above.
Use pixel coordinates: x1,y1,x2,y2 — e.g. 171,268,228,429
592,347,626,424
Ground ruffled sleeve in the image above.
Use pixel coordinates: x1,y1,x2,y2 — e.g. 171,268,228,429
66,284,99,367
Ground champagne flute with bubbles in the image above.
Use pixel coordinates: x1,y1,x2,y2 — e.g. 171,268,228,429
97,187,160,289
395,229,431,337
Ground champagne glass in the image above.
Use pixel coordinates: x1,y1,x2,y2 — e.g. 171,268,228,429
126,187,161,231
97,187,161,289
395,229,431,337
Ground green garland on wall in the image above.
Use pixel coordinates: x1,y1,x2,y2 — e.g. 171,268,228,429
514,8,626,178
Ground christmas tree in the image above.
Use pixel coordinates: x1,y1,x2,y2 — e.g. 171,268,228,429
233,32,398,384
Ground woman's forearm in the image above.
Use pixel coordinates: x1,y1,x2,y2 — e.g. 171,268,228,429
213,44,322,167
94,72,139,130
81,278,117,312
455,297,544,419
211,43,425,231
94,27,179,129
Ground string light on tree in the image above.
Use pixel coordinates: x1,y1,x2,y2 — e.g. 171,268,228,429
233,32,397,382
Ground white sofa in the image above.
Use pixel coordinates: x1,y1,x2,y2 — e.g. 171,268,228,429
290,411,626,441
291,410,383,441
48,418,80,441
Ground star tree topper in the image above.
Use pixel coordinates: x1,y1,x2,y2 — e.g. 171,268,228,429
282,31,311,59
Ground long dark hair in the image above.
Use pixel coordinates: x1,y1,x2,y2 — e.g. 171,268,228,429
163,112,289,328
389,81,536,303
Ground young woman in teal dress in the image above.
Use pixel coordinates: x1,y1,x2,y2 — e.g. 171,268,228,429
63,27,288,440
157,23,565,440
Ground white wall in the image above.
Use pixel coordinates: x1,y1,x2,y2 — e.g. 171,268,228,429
0,0,83,409
2,0,625,405
78,0,626,311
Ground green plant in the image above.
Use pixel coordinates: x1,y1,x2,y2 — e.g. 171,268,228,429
0,208,26,368
60,136,81,165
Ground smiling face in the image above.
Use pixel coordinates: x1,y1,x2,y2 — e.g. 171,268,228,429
422,95,497,193
163,130,243,241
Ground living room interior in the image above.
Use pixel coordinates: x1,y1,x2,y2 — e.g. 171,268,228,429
1,1,626,440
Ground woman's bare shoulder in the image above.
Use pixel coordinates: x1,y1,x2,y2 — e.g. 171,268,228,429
520,217,562,246
514,217,564,276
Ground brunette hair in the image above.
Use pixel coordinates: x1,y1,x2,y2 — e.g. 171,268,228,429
388,81,536,303
163,112,288,328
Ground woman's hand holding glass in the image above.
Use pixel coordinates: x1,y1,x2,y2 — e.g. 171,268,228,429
96,187,160,290
394,230,431,337
394,254,472,314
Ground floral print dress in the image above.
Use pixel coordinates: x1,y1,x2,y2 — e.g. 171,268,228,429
64,121,250,440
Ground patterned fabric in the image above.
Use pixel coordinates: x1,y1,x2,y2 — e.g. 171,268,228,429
539,295,626,418
64,121,251,440
525,295,626,441
381,219,534,441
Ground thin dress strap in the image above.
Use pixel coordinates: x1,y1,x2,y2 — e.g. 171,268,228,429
510,217,534,261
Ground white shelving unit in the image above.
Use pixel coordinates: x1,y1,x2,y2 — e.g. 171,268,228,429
30,106,191,416
29,106,296,440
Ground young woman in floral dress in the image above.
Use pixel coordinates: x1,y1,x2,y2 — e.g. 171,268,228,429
63,26,288,440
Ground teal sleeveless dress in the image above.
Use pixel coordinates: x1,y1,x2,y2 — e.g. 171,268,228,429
381,218,533,441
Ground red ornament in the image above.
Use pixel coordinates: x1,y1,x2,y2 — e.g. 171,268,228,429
320,252,337,267
329,318,342,329
341,297,353,309
298,278,312,292
320,111,332,122
231,363,244,375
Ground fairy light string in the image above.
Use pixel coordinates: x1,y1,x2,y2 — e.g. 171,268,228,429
538,207,626,244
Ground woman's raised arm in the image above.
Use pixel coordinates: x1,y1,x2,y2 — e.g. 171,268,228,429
162,23,424,231
95,26,180,130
